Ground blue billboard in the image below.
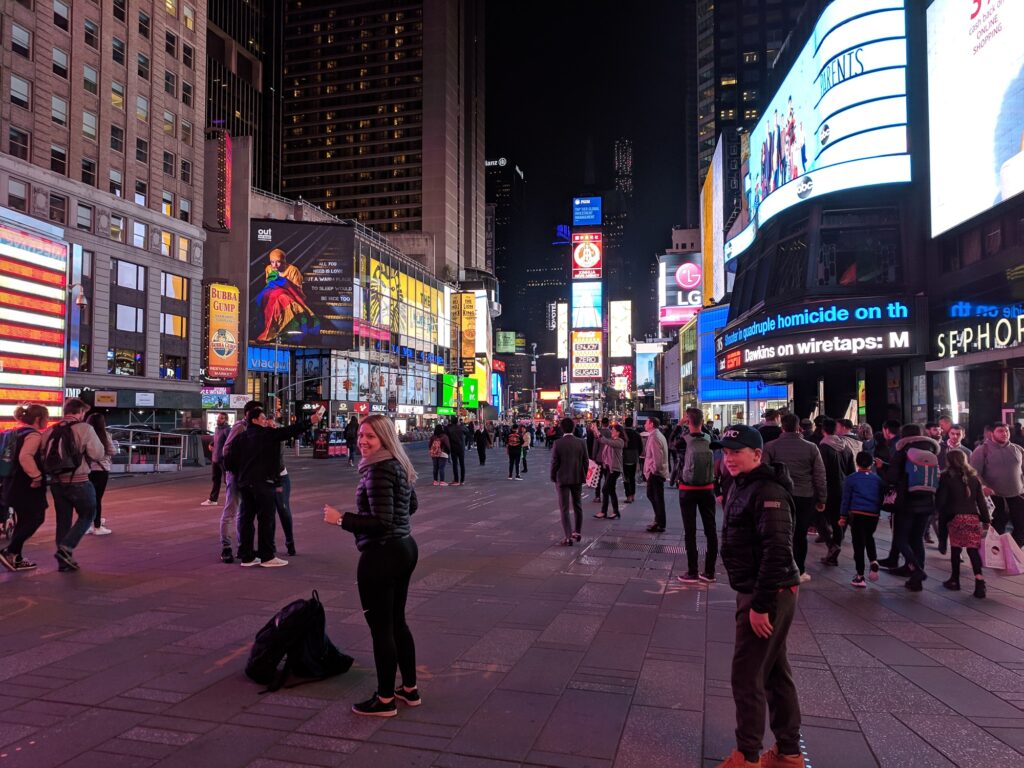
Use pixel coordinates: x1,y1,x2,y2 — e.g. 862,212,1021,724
247,345,291,373
698,307,787,402
572,197,602,226
571,281,603,329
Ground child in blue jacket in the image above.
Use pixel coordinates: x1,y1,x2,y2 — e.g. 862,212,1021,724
839,451,886,588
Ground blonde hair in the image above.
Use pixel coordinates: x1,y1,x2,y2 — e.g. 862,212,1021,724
361,414,418,484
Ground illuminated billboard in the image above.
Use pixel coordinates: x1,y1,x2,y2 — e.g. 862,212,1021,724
571,281,603,329
928,0,1024,236
496,331,516,354
635,342,663,393
725,0,911,261
206,283,240,380
609,300,632,358
610,364,633,393
659,253,703,327
249,220,354,349
572,197,602,226
0,222,68,428
556,302,569,359
571,331,603,379
571,232,603,279
701,138,725,304
450,292,476,360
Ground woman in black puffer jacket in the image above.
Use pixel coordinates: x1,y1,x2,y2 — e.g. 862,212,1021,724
324,414,419,717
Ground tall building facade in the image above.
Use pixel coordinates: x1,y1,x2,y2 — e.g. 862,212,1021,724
486,157,524,315
279,0,485,281
2,0,207,421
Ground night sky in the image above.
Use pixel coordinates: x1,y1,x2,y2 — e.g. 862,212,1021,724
486,0,694,333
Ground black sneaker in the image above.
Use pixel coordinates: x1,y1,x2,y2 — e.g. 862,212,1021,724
12,556,36,571
221,547,234,564
55,547,79,571
851,575,867,588
394,687,422,707
351,693,398,717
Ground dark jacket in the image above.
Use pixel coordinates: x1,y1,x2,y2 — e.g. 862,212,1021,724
819,437,855,510
212,423,230,463
550,434,589,486
342,457,417,551
446,423,466,452
623,427,642,466
231,421,307,488
936,471,990,526
762,431,826,503
757,424,783,444
721,462,800,613
343,420,358,442
840,471,885,521
937,440,971,471
885,435,940,509
474,428,489,448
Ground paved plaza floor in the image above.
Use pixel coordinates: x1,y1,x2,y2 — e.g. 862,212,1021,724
2,444,1024,767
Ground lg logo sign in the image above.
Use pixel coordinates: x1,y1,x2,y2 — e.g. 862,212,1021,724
675,262,702,290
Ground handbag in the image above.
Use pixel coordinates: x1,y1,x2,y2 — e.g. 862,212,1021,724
585,460,601,489
981,526,1005,569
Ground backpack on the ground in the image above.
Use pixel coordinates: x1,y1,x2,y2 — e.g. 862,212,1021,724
905,446,939,493
245,590,353,693
679,435,715,487
42,422,82,477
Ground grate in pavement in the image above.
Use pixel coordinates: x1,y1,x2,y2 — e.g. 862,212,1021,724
589,540,688,556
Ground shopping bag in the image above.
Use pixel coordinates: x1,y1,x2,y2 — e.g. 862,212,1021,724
981,527,1005,569
585,460,601,489
1001,533,1024,575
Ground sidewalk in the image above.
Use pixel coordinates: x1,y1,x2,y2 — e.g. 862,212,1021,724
1,446,1023,767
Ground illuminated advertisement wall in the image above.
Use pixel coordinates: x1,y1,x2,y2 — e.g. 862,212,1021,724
609,300,632,358
658,253,703,327
701,138,725,304
571,331,603,379
450,292,477,360
571,281,603,329
354,257,447,349
610,364,633,393
928,0,1024,236
0,222,68,427
725,0,910,261
249,220,354,349
635,342,663,392
556,302,569,359
698,306,787,402
496,331,516,354
572,196,602,226
206,283,240,380
571,232,603,279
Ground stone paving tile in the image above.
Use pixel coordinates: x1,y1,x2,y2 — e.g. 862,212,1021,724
580,632,649,673
614,705,702,768
791,666,856,721
445,689,558,762
832,667,954,714
459,627,541,667
537,613,604,648
633,659,704,711
854,712,956,767
892,666,1024,718
533,689,631,759
499,647,584,696
896,713,1024,765
799,724,879,768
61,751,159,768
920,647,1024,692
523,749,611,768
598,604,658,636
0,722,39,749
931,625,1024,662
848,635,942,666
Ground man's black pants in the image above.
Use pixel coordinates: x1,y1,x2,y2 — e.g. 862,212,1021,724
680,489,717,576
647,475,666,528
238,482,277,562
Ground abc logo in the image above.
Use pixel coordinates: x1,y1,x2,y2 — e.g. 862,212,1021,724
796,176,814,199
820,124,831,144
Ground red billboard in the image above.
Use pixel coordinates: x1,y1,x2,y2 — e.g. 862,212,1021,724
571,232,603,280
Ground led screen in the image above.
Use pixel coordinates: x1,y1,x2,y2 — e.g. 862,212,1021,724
571,232,603,279
496,331,516,354
928,0,1024,235
609,300,632,358
571,281,603,329
572,197,602,226
571,331,603,379
556,302,569,359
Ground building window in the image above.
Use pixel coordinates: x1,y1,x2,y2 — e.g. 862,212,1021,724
181,120,193,146
115,305,144,332
50,144,67,174
177,236,190,262
53,0,70,32
160,231,172,257
110,214,125,242
136,138,149,163
51,96,68,126
7,179,28,213
181,81,193,108
8,127,30,160
112,81,125,110
84,64,99,94
183,5,195,30
115,260,145,289
163,111,176,137
183,43,194,69
165,0,178,16
12,24,31,58
84,19,99,48
164,71,177,97
112,37,126,65
109,349,144,377
160,354,185,380
48,193,67,224
180,159,192,184
134,180,147,207
82,111,98,140
160,313,187,337
10,75,31,109
76,203,93,231
743,51,759,64
132,221,148,249
139,11,151,38
742,89,758,102
136,95,149,122
81,158,97,186
165,31,177,58
111,125,125,153
743,109,759,120
109,169,123,197
161,192,174,217
161,272,188,300
178,198,191,223
113,0,126,22
720,75,738,86
162,151,175,176
137,53,150,80
53,48,69,78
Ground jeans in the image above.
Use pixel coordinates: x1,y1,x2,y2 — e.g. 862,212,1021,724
432,456,448,482
732,589,802,762
208,461,223,502
623,462,637,498
220,472,240,549
346,440,357,465
601,470,621,516
508,448,521,477
7,489,47,556
51,481,97,552
274,475,294,549
791,496,816,574
991,495,1024,546
647,475,667,528
450,451,465,483
88,470,109,528
895,500,932,573
557,484,583,539
477,444,486,465
849,514,879,575
681,489,718,577
238,482,277,562
357,536,418,699
595,466,607,500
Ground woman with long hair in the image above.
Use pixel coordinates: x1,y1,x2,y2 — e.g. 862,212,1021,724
937,449,990,598
85,412,116,535
0,404,49,571
428,424,450,486
323,415,420,716
593,423,624,520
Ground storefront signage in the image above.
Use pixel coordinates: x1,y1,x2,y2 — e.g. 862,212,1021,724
571,232,603,279
201,387,230,409
94,391,118,407
247,345,291,373
135,393,155,407
720,299,911,349
397,404,424,415
935,315,1024,360
571,330,603,379
353,401,370,414
206,283,240,380
492,359,506,373
229,394,250,409
369,403,387,413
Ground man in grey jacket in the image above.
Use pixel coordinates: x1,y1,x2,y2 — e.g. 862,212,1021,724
971,423,1024,546
763,413,826,582
644,417,670,532
550,417,590,545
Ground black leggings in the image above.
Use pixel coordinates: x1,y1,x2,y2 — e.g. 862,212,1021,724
601,471,621,516
7,496,46,556
88,470,109,528
950,547,983,580
357,536,418,698
849,515,879,575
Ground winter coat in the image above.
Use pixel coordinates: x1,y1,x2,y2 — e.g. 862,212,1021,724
938,441,971,471
342,456,417,551
762,431,826,503
819,435,855,511
212,423,230,463
885,435,941,509
936,471,990,526
970,439,1024,498
839,471,885,521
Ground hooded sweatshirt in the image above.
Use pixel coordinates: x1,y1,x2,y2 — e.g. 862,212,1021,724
970,439,1024,498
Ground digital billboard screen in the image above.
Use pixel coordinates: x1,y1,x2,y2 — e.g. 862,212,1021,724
659,253,702,327
571,281,603,329
572,197,602,226
571,232,603,279
609,300,632,358
571,330,603,379
556,302,569,359
249,220,354,349
496,330,516,354
725,0,911,261
635,342,663,392
928,0,1024,236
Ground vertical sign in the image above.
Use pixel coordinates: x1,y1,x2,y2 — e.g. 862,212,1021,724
206,283,240,379
570,232,603,279
609,300,632,358
556,302,569,359
452,292,476,361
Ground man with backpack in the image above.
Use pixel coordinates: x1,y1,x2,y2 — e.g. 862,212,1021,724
884,424,940,591
42,398,106,571
676,408,719,583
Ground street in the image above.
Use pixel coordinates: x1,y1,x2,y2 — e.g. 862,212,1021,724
1,446,1024,768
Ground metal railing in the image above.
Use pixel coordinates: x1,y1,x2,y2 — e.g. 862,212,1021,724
106,428,199,473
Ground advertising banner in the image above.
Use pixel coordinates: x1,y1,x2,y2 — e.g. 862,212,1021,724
249,220,354,349
557,302,569,359
701,138,725,304
571,232,603,279
725,0,911,261
659,253,703,327
635,342,663,392
571,281,603,329
450,292,477,361
928,0,1024,236
571,331,603,379
496,331,516,354
610,364,633,393
515,332,526,353
572,197,602,226
609,300,632,358
206,283,239,379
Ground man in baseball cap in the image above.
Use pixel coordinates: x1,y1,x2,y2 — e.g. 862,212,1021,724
714,424,804,768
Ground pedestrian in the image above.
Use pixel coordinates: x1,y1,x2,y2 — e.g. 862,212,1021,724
446,418,467,486
202,413,230,506
884,424,940,591
274,425,296,556
0,404,50,572
521,424,532,473
473,423,488,466
551,416,589,546
227,405,320,568
799,419,814,442
428,425,450,486
838,451,885,588
85,411,115,536
43,398,106,572
938,450,989,598
714,425,803,768
622,417,642,503
874,419,903,569
644,417,670,532
218,401,261,564
344,415,359,466
970,422,1024,547
818,418,855,566
593,422,624,520
676,408,719,583
836,419,863,455
757,409,782,444
322,414,420,717
506,425,524,480
935,423,971,553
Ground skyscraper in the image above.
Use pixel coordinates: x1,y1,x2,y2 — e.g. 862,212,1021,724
279,0,485,280
613,137,633,198
486,157,525,310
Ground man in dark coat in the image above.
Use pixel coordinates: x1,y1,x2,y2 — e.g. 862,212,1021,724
550,417,589,545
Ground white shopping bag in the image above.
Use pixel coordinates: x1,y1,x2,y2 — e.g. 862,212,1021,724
1001,533,1024,576
982,527,1006,570
585,460,601,489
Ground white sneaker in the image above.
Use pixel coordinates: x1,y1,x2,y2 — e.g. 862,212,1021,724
799,572,812,583
92,526,112,536
259,557,288,568
240,558,262,567
200,499,218,506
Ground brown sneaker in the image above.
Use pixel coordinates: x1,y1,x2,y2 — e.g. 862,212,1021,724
759,745,805,767
716,751,759,768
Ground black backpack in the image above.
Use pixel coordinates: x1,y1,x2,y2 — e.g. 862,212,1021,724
245,590,353,692
42,422,83,477
0,427,35,506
